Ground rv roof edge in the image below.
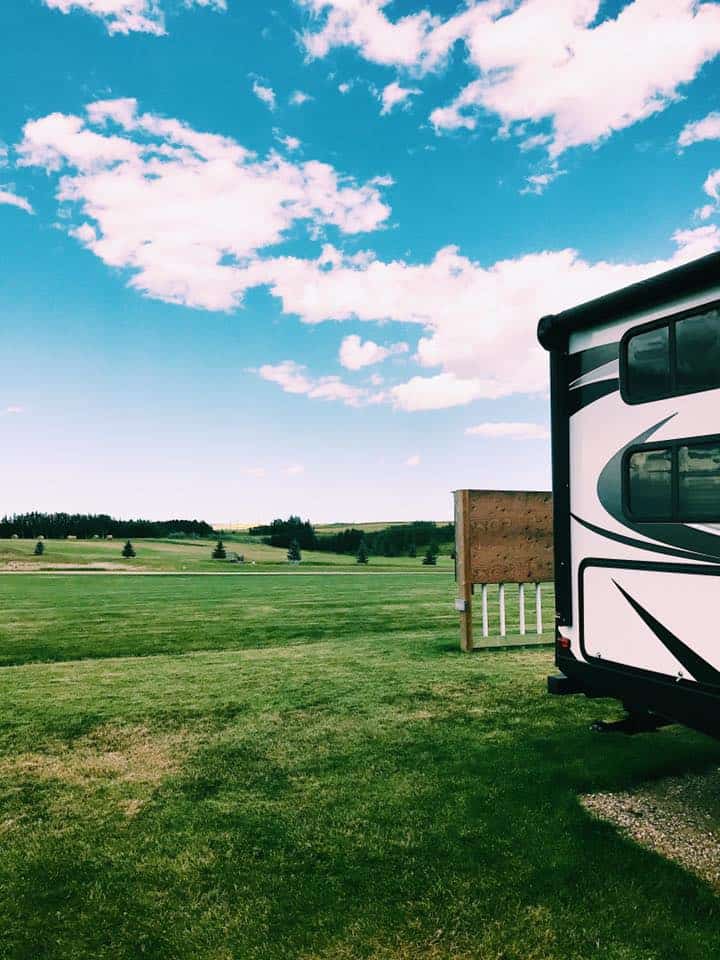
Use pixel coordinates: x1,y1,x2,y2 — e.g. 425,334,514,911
537,249,720,351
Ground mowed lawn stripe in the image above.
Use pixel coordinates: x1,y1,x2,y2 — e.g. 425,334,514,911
0,575,554,667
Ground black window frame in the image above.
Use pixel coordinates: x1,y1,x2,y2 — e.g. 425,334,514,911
620,298,720,405
622,431,720,523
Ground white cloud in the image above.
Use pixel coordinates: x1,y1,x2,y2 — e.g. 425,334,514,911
256,360,370,407
19,101,720,414
301,0,720,158
338,82,352,94
275,131,301,151
42,0,225,35
679,111,720,147
405,454,421,467
339,334,408,369
239,466,267,479
252,81,277,111
0,189,34,215
284,464,305,475
17,99,391,311
300,0,440,67
696,203,717,221
465,422,549,441
521,167,566,195
694,171,720,220
3,405,24,415
289,91,312,106
379,81,421,116
259,227,720,410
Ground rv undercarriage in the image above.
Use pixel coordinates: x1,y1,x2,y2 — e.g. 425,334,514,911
549,657,720,739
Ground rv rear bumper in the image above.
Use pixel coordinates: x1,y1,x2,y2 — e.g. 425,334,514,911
554,656,720,739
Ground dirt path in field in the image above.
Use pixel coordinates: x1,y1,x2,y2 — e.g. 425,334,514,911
2,562,145,572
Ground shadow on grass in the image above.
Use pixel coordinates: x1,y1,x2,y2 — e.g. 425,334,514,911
4,695,720,960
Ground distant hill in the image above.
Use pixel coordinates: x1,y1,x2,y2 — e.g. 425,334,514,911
215,520,452,534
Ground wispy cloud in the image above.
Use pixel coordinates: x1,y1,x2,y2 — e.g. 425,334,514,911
679,111,720,148
256,360,372,407
42,0,225,36
0,189,34,215
339,334,408,370
465,422,549,441
379,81,421,116
252,80,277,111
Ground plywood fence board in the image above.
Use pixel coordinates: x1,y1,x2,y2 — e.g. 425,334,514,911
455,490,553,585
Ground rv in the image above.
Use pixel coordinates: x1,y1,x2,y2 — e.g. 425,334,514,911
538,251,720,737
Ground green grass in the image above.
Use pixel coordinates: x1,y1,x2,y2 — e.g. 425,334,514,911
0,536,454,573
0,573,719,959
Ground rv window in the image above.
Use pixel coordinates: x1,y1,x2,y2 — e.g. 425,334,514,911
679,442,720,521
676,309,720,394
625,325,670,402
628,448,672,520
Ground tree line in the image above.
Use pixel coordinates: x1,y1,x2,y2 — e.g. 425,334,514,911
249,516,455,557
0,513,214,540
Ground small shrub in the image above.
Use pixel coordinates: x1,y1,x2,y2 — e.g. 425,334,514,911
287,540,302,563
421,545,437,566
212,540,227,560
122,540,136,559
357,540,369,565
34,541,45,556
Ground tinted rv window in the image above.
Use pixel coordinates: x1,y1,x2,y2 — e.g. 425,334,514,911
676,309,720,394
625,326,670,402
628,448,672,519
679,442,720,521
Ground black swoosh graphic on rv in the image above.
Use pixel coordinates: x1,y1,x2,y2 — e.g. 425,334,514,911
613,579,720,687
568,379,619,415
571,514,720,564
567,342,619,382
596,414,720,563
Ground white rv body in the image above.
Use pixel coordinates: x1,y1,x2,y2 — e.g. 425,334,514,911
539,254,720,735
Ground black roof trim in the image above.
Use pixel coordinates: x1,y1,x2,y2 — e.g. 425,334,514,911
537,250,720,351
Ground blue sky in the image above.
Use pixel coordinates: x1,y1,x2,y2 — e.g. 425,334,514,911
2,0,720,523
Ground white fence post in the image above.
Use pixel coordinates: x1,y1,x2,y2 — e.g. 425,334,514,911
519,582,526,635
535,582,543,635
481,583,489,638
499,583,506,637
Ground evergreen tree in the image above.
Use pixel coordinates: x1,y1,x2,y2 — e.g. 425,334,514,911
34,540,44,556
287,539,302,563
421,545,437,566
212,539,226,560
122,540,136,558
356,539,369,564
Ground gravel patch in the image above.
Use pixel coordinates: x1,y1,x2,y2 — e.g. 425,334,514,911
581,767,720,890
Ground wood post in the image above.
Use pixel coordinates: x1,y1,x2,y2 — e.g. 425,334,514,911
454,489,473,652
519,582,526,635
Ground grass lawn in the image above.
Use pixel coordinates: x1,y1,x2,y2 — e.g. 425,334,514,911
0,537,455,574
0,573,719,959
